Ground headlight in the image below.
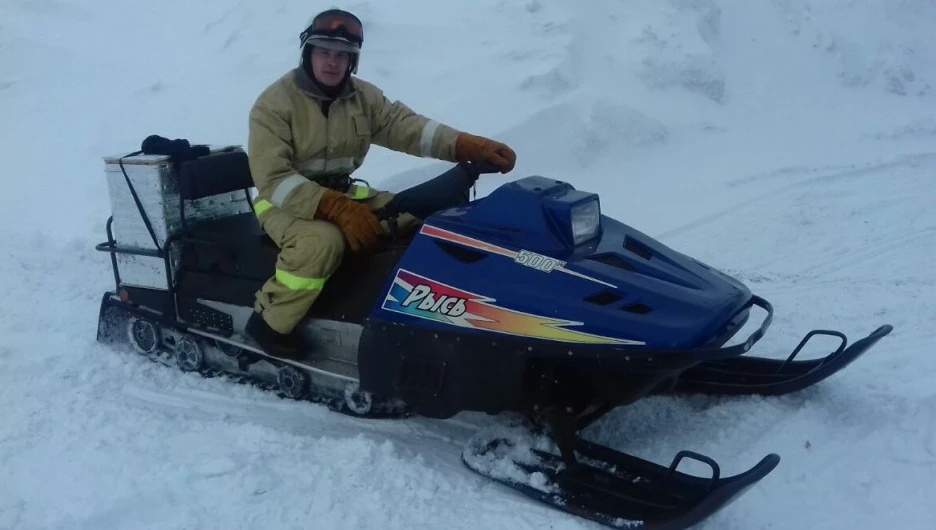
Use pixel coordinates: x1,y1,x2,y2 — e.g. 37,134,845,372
571,200,601,245
537,180,602,248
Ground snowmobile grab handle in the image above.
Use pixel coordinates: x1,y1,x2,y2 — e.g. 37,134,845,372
737,295,773,350
646,294,774,362
594,295,774,361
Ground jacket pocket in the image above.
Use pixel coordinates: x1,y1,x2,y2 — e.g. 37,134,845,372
351,114,370,137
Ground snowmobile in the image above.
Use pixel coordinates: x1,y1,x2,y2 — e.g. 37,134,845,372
94,138,892,529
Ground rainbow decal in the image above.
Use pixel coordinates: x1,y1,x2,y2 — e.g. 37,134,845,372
382,269,643,345
419,224,617,288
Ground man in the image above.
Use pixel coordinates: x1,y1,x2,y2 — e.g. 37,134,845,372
245,9,517,360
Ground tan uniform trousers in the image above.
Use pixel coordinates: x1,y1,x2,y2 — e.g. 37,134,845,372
253,191,417,334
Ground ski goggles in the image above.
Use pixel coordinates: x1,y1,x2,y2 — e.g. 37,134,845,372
300,11,364,51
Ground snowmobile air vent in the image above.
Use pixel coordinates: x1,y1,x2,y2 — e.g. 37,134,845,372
587,253,635,272
622,303,653,315
624,238,653,260
435,241,488,264
584,291,623,306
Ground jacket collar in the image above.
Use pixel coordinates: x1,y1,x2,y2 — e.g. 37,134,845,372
293,66,356,100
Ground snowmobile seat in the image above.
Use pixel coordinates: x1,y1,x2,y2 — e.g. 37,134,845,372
176,148,255,205
173,150,279,306
170,149,415,317
185,211,279,260
178,211,279,303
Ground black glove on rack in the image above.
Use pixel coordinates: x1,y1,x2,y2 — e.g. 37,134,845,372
141,134,210,163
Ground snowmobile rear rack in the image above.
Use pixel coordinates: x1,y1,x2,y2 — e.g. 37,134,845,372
95,214,232,330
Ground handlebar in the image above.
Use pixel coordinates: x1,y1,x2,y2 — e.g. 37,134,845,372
376,161,502,222
464,161,504,179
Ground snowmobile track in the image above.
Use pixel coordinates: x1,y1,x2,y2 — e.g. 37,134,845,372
98,297,411,420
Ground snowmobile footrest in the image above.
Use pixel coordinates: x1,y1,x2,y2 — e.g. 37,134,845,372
464,436,779,530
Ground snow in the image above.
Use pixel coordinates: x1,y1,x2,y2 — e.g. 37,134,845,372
2,0,935,528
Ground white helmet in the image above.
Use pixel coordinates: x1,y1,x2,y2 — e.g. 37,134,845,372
299,8,364,74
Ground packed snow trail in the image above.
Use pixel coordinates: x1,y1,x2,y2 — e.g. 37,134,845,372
2,0,936,529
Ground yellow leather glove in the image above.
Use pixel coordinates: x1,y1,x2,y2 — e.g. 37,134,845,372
455,133,517,173
314,190,383,252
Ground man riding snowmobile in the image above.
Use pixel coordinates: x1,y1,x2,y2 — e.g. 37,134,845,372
245,8,518,360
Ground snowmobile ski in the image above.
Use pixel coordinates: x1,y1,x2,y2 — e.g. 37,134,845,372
465,440,779,530
462,410,780,530
658,324,894,396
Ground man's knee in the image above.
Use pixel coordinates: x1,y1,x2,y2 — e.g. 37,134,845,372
279,220,345,276
301,222,345,270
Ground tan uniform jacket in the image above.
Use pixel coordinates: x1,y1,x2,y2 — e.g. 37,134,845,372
247,69,462,219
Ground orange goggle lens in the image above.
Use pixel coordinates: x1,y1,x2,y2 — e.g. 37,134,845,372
311,14,363,42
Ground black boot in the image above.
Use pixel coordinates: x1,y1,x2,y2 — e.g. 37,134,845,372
245,311,309,362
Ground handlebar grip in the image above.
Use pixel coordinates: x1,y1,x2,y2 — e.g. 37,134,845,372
464,161,503,176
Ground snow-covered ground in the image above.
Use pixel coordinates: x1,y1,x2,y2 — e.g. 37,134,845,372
2,0,935,528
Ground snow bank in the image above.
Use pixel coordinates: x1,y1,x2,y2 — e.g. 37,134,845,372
772,0,935,96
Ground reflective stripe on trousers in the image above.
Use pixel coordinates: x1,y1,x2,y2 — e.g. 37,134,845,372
252,199,329,292
275,269,326,291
